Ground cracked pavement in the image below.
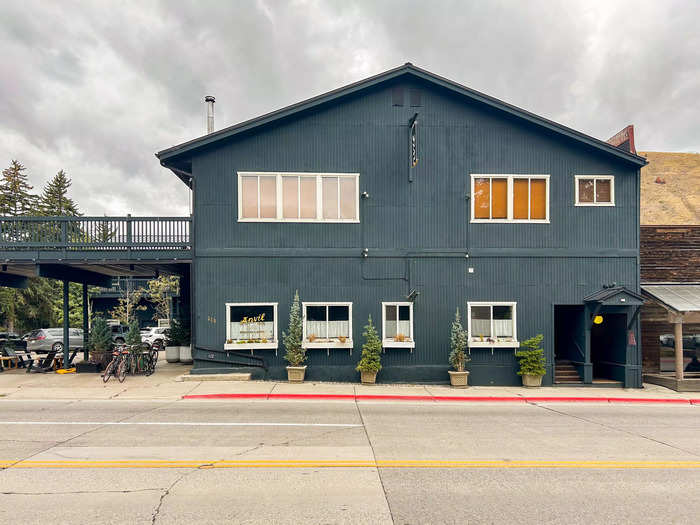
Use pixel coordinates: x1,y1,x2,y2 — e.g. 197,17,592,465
0,398,698,524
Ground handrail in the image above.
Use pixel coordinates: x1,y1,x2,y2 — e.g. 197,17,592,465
194,345,268,371
0,216,191,251
572,339,586,361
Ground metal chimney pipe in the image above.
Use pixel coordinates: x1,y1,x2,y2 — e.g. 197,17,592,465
205,96,215,134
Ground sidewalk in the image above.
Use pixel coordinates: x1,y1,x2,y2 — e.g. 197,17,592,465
1,360,699,404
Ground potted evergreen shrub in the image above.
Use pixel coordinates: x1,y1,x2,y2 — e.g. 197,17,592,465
283,291,306,382
448,308,470,387
516,334,546,387
356,316,382,384
85,316,112,372
164,320,180,363
178,319,193,364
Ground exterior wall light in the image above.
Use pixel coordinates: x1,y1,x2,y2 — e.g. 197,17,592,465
593,315,604,325
361,191,370,199
362,248,369,257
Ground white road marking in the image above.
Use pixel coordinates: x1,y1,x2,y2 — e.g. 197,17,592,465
0,421,361,427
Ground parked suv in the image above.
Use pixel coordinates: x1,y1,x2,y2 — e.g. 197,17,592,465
110,324,129,344
141,327,168,350
26,328,84,354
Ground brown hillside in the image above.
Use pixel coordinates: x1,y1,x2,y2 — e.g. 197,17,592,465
640,151,700,225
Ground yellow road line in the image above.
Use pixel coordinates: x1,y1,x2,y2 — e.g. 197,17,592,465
2,460,700,469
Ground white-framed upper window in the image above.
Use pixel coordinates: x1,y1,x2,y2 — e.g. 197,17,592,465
225,303,278,350
302,302,353,350
575,175,614,206
237,172,360,222
382,302,415,349
470,174,549,223
467,302,519,348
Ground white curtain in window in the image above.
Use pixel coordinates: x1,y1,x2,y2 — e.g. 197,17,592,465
386,320,411,338
327,320,349,338
494,320,513,337
230,321,274,341
471,319,491,337
306,321,327,339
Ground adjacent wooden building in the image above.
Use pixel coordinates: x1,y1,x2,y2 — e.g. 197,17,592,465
156,64,647,387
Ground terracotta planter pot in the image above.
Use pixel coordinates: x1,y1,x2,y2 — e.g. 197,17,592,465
360,370,378,384
522,374,543,387
179,345,193,364
165,346,180,363
448,370,469,388
286,366,307,383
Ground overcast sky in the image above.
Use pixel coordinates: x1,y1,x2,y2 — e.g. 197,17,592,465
1,0,698,216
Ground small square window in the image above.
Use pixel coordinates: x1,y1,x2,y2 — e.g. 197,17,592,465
225,303,278,350
302,303,353,350
575,176,614,206
467,302,518,347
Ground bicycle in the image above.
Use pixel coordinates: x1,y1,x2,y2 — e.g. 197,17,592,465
102,345,130,383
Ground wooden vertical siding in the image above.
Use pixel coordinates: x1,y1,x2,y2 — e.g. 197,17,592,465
188,78,641,385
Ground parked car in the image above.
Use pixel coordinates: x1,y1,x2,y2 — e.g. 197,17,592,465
26,328,84,354
110,324,130,344
659,333,699,350
141,327,168,350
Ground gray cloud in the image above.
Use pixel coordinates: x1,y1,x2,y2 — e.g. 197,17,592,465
0,0,697,216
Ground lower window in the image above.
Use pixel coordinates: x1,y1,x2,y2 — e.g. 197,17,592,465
467,302,518,348
225,303,278,350
382,302,415,349
302,302,353,349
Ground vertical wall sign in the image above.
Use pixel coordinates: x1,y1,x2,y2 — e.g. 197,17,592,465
408,113,419,182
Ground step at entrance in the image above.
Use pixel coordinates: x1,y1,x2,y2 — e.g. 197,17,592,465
555,360,583,384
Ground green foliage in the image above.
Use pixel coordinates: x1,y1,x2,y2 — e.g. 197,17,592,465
39,170,80,217
356,316,382,373
282,290,305,367
89,317,113,353
144,275,179,322
0,160,38,216
109,282,146,325
125,319,141,346
165,318,190,346
515,334,546,376
449,308,470,371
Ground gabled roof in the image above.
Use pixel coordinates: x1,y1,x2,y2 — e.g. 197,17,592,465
156,63,648,169
584,286,644,306
642,284,700,313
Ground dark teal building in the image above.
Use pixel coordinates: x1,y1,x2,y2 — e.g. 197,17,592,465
157,64,647,387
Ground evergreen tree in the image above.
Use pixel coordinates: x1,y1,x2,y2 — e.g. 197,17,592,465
356,316,382,373
40,170,80,216
89,316,112,352
125,318,142,346
449,308,469,371
0,160,39,216
282,290,305,366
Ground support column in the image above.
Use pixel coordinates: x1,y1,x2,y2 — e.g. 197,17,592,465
82,283,89,361
63,279,70,369
674,320,684,381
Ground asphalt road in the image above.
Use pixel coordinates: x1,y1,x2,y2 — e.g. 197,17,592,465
0,399,699,524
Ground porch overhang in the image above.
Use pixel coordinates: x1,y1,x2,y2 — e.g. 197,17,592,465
641,284,700,323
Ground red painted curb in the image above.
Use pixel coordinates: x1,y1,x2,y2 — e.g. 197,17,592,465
182,393,697,404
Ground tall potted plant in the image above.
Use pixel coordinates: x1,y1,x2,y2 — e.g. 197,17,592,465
283,291,306,382
178,318,192,364
356,316,382,384
87,316,112,371
164,319,180,363
448,308,470,387
516,334,546,387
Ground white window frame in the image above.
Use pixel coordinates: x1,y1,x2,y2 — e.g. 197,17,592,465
224,302,278,353
574,175,615,206
470,174,550,223
237,172,360,223
302,302,353,353
467,301,519,352
381,301,415,350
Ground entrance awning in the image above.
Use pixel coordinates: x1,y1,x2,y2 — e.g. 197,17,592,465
641,284,700,314
583,286,644,306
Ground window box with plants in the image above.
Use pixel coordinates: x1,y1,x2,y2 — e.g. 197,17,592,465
515,334,546,387
302,302,353,353
356,316,382,384
448,308,470,387
283,291,307,382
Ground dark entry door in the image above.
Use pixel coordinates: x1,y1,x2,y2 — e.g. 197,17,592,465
590,313,627,380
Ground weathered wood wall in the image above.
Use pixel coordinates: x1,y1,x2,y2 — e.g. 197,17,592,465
640,226,700,282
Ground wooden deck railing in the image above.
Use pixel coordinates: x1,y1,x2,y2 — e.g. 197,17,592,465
0,216,191,251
